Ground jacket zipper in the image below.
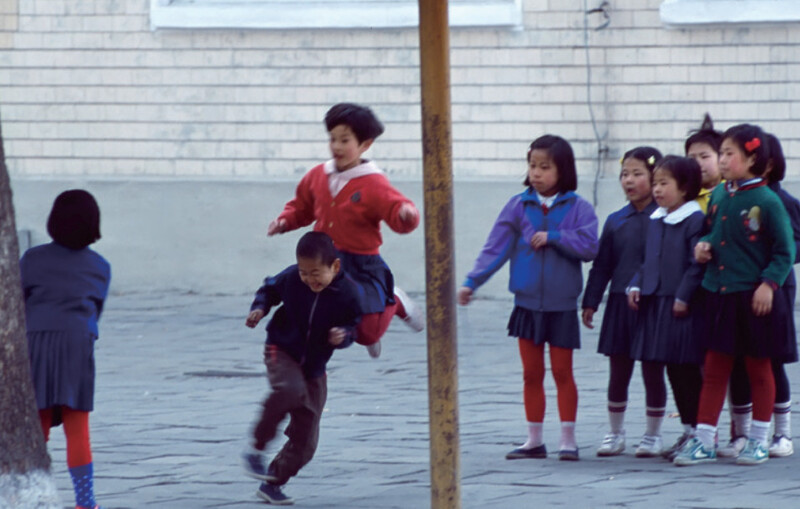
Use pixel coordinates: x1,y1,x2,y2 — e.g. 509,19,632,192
301,293,320,365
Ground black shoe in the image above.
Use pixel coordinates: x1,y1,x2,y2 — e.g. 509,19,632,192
558,448,580,461
257,482,294,505
242,452,278,482
506,443,547,459
661,432,691,461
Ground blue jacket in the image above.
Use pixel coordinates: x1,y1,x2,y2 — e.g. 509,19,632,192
250,265,362,379
629,202,705,303
582,201,658,310
20,242,111,337
463,189,599,312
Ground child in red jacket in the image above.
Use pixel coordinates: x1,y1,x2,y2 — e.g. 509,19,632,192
268,103,424,358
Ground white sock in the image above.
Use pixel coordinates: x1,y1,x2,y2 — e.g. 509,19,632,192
732,403,753,437
696,424,716,450
645,406,665,437
608,401,626,435
521,422,543,449
560,421,577,450
773,401,792,438
750,420,770,448
683,423,694,435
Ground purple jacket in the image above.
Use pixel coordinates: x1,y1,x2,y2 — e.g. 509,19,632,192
463,189,598,312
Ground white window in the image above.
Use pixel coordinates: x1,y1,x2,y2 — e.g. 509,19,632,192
660,0,800,28
150,0,523,30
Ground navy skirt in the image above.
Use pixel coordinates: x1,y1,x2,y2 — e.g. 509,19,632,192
597,293,638,356
338,251,395,314
507,306,580,349
630,295,703,364
701,287,795,360
28,330,96,413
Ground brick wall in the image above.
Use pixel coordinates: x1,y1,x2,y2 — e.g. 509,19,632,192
1,0,799,179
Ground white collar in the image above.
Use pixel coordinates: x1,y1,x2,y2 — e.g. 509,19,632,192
650,200,702,225
537,192,558,208
324,159,383,197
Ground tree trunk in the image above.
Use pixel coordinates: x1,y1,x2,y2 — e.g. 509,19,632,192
0,120,60,506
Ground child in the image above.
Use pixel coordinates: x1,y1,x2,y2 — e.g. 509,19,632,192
721,132,800,459
20,190,111,509
267,103,423,359
581,147,662,457
685,114,723,213
676,124,796,466
626,156,706,460
242,231,362,505
458,135,598,461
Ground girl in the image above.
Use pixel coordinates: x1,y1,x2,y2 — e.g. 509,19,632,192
268,103,424,359
582,147,662,457
676,124,795,466
722,133,800,459
626,156,705,460
458,135,598,461
20,190,111,509
685,114,723,213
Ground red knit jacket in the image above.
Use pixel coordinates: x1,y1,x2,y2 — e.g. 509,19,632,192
278,163,419,255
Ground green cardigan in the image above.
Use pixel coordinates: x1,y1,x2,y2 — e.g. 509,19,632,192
701,180,795,294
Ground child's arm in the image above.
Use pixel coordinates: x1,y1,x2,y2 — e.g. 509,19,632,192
674,213,706,316
270,167,320,235
370,177,420,234
329,288,362,348
246,271,286,327
546,198,599,262
581,218,615,328
761,198,796,288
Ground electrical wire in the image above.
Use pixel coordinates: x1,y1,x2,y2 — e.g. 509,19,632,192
583,1,610,207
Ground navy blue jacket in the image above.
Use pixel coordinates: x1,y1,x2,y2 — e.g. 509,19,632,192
20,242,111,337
250,265,362,379
582,201,658,310
770,182,800,294
629,204,705,303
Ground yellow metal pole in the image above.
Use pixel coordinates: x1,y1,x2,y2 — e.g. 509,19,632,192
417,1,461,508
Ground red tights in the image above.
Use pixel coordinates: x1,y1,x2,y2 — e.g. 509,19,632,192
355,303,398,346
39,406,93,467
697,350,775,426
518,339,578,423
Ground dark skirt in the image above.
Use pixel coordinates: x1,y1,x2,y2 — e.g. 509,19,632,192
779,285,798,363
338,251,395,314
507,306,580,349
27,330,96,413
701,287,795,360
630,295,703,365
597,293,638,356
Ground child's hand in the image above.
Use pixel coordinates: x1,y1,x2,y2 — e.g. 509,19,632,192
328,327,346,346
457,286,473,306
581,308,595,329
398,202,419,225
246,309,265,328
530,232,548,250
627,290,640,311
752,282,774,316
672,300,689,318
267,218,287,236
694,242,712,263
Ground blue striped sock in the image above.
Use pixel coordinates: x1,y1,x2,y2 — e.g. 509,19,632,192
69,462,96,509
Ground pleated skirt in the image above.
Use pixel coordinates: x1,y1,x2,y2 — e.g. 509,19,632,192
27,330,96,412
338,251,395,314
596,293,638,356
630,295,703,365
507,306,580,349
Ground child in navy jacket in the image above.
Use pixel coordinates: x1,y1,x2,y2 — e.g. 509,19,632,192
242,232,362,505
459,135,598,461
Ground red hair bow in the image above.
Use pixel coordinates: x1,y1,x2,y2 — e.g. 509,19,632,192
744,137,761,152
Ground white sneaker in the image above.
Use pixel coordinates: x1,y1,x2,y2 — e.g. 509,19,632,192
769,435,794,457
596,432,625,456
366,341,382,359
635,434,663,457
717,435,747,458
394,287,424,332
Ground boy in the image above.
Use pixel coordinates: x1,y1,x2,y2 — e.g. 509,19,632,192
267,103,424,359
242,231,362,505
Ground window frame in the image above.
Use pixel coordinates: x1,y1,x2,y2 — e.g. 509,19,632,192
660,0,800,28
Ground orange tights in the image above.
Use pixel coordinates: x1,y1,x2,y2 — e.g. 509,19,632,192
518,339,578,423
39,406,92,468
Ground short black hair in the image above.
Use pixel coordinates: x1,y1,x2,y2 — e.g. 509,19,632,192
47,189,101,250
324,103,385,144
296,231,338,266
524,134,577,192
722,123,769,176
685,113,723,155
765,133,786,184
654,155,702,201
621,146,662,177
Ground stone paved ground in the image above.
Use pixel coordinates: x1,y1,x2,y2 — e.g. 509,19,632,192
43,291,800,509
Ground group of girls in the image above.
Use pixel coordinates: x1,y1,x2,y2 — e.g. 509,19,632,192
460,117,799,467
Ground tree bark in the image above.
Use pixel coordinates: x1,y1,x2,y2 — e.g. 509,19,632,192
0,119,60,506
